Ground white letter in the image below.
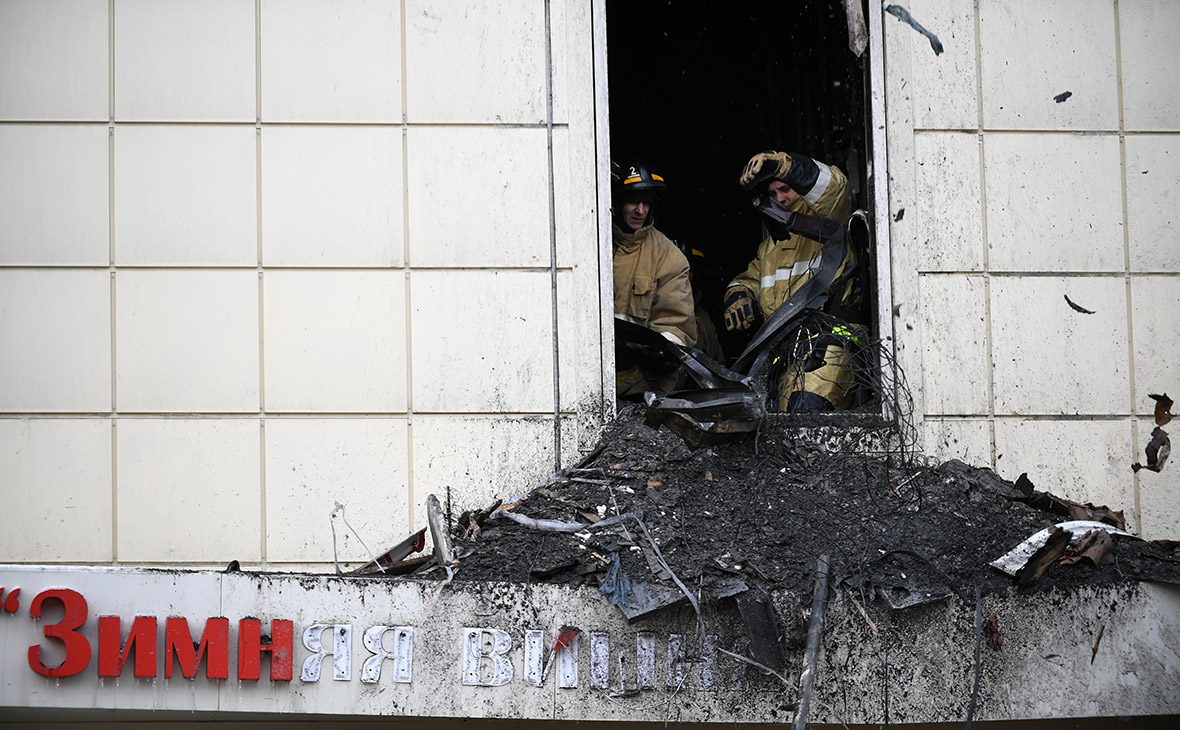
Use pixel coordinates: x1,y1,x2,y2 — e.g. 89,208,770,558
462,628,513,687
361,626,414,684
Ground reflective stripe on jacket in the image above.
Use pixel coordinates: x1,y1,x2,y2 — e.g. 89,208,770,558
612,222,698,348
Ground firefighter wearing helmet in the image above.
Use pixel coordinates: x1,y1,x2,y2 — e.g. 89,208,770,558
611,160,697,397
725,150,864,412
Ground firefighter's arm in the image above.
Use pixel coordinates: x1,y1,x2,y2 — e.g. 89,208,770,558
724,249,765,332
647,255,698,348
782,153,852,222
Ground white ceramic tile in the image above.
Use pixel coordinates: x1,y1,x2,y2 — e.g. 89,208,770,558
1136,418,1180,540
114,125,257,265
1120,0,1180,131
116,418,260,562
0,124,109,265
914,132,983,271
922,418,993,467
991,276,1129,415
408,126,570,267
263,270,406,412
0,0,108,120
0,419,112,561
261,0,401,122
261,126,403,266
264,418,409,563
994,418,1135,529
114,0,255,121
405,0,546,123
919,274,989,415
984,133,1123,272
116,270,259,412
1131,276,1180,404
1125,135,1180,272
410,270,554,413
904,0,978,130
411,415,557,529
979,0,1119,130
0,270,111,412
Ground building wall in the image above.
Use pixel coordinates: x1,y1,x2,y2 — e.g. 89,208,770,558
0,0,608,569
884,0,1180,538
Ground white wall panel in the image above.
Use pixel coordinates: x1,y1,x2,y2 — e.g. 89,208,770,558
1125,135,1180,272
1119,0,1180,131
404,0,546,123
922,419,993,467
990,276,1129,415
114,0,256,121
906,0,978,131
411,415,555,529
116,270,259,412
263,270,406,413
1130,276,1180,401
0,419,112,561
1136,416,1180,540
919,274,989,415
984,134,1123,272
407,126,570,267
264,418,409,563
411,270,554,413
262,126,403,266
914,132,983,271
0,124,109,265
0,270,111,412
114,125,257,266
116,418,260,562
979,0,1118,130
0,0,108,121
261,0,402,122
994,418,1136,530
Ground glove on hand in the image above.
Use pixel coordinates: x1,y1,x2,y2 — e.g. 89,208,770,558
739,151,792,191
723,286,758,331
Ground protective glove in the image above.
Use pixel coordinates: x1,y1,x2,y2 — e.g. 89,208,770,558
723,286,758,331
739,151,792,191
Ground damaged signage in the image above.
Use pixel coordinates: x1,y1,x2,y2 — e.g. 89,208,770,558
0,566,785,721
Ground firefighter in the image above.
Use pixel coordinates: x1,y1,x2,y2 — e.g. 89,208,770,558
612,160,697,397
723,150,864,412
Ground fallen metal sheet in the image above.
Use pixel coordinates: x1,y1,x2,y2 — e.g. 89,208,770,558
735,590,784,670
990,520,1136,576
704,574,748,601
872,551,954,609
613,580,688,623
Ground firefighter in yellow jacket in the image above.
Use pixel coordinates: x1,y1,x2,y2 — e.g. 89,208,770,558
612,161,697,397
723,150,863,412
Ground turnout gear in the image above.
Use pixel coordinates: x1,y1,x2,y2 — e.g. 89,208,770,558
613,219,698,397
723,286,758,332
739,150,793,191
729,152,864,411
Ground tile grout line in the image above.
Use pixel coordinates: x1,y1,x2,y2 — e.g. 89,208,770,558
544,0,562,472
1112,0,1141,532
256,0,268,568
108,0,118,565
972,0,998,470
400,0,415,531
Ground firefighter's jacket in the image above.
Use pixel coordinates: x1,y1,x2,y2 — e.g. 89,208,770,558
730,154,857,319
612,222,698,348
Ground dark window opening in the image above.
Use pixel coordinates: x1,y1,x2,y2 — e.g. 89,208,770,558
606,0,874,370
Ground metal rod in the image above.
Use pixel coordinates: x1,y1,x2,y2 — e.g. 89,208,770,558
794,554,831,730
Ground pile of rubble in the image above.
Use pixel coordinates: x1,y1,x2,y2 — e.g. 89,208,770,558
364,404,1180,628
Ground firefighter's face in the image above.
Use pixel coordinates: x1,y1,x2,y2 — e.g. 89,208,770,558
621,199,651,230
768,180,798,205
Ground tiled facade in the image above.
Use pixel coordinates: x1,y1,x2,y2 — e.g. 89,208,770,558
2,0,1177,572
894,0,1179,536
0,0,604,567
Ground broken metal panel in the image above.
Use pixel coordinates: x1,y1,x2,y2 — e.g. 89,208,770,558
990,520,1136,576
